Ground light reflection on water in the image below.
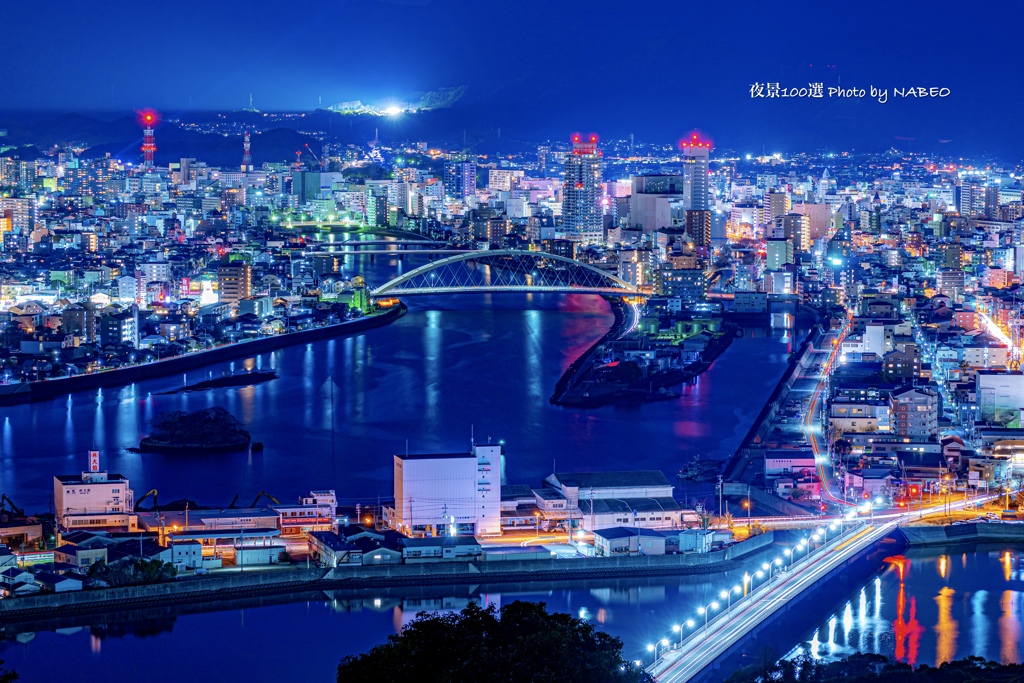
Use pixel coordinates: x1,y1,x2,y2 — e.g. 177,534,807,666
788,545,1024,667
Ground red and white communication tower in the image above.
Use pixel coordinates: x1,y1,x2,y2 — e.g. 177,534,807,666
242,131,252,171
139,110,158,168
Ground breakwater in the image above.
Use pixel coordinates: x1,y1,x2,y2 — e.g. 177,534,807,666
0,531,779,624
0,304,406,406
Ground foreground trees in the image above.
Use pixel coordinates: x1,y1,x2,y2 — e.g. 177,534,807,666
337,601,650,683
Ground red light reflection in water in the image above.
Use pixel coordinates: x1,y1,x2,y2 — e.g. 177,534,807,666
885,555,924,665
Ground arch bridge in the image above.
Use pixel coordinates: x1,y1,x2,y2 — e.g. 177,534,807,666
369,249,641,298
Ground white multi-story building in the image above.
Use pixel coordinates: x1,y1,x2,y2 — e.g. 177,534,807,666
54,451,136,534
389,444,502,537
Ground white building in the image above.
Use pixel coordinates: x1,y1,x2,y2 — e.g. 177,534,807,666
54,451,136,534
389,445,502,537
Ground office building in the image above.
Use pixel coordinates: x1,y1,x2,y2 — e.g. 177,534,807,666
561,135,603,243
54,451,136,534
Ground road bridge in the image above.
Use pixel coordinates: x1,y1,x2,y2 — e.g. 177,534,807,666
370,250,642,297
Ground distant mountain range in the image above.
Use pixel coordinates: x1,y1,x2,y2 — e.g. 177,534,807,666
0,102,540,168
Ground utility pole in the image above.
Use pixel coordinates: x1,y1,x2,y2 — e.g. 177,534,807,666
718,475,724,517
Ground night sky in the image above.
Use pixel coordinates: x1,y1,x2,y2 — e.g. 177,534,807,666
5,0,1023,157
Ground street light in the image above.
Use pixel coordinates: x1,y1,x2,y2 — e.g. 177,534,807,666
720,585,742,612
646,638,670,662
534,511,540,537
697,600,720,631
671,619,697,645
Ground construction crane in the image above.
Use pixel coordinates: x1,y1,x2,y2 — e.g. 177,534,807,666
0,494,24,517
136,489,158,510
251,491,280,507
304,144,326,171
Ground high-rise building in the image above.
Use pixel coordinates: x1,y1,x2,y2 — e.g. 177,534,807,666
629,175,684,232
218,262,252,306
957,177,985,217
561,134,603,243
776,213,811,253
443,159,476,201
680,134,710,212
0,197,35,233
767,190,791,221
685,209,711,248
766,238,795,271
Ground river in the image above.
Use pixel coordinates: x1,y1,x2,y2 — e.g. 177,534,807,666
0,240,805,680
0,242,800,512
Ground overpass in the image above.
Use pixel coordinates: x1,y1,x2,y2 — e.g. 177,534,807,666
370,250,642,297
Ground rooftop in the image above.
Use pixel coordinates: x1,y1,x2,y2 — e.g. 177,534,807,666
549,470,672,490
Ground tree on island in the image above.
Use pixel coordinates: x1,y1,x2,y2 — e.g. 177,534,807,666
725,652,1024,683
0,660,15,683
148,407,250,446
337,601,650,683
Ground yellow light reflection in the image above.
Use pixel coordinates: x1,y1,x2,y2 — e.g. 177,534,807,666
939,555,948,579
934,586,958,665
1000,590,1020,664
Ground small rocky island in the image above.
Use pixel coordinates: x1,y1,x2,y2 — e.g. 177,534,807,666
139,407,254,453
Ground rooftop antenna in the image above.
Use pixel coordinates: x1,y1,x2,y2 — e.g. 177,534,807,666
470,424,475,448
405,439,409,458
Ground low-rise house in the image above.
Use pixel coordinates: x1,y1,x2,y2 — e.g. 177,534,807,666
54,544,107,570
34,571,84,593
309,531,362,567
400,536,482,563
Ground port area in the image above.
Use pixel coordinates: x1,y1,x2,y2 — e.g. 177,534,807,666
0,530,787,626
0,303,405,406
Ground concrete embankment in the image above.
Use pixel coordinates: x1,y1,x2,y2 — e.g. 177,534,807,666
0,531,778,623
0,304,405,406
899,522,1024,546
721,321,822,483
549,297,627,404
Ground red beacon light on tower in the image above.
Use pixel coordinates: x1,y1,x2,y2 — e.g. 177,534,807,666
137,109,159,168
680,132,713,151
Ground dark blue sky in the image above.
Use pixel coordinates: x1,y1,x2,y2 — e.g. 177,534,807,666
6,0,1023,157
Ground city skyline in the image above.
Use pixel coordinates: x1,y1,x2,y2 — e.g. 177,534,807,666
2,0,1022,158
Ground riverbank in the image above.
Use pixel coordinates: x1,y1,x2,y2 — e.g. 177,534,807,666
0,530,779,624
549,296,627,404
899,521,1024,546
0,303,406,406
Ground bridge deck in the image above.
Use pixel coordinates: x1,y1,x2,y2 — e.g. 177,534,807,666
650,521,893,682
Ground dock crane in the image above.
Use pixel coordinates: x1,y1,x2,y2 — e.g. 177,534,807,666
251,491,280,508
0,494,24,517
136,489,158,510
